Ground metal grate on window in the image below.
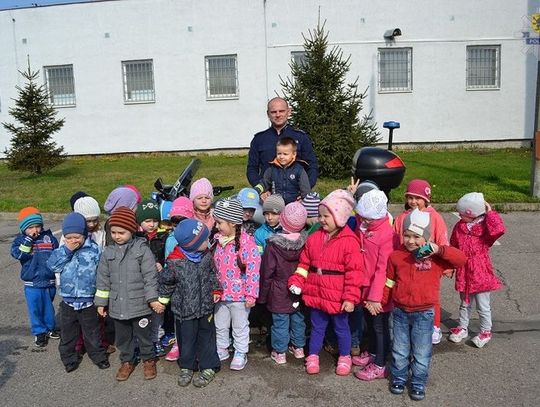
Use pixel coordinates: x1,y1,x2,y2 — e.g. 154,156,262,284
378,48,412,93
122,59,155,103
205,55,238,99
466,45,500,90
291,51,307,67
44,65,76,106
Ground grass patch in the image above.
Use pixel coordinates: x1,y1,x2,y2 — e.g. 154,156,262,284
0,148,536,213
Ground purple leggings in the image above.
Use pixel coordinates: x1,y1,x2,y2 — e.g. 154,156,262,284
309,308,351,356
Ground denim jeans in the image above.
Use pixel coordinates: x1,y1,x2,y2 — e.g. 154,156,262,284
271,311,306,353
391,307,434,392
349,306,364,348
364,309,390,367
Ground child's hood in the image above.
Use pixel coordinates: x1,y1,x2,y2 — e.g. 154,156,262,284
267,231,307,258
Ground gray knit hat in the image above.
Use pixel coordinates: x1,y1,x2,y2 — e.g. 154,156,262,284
262,194,285,214
213,198,244,225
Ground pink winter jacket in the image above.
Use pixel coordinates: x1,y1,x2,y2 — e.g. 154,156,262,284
450,211,505,302
355,215,399,312
394,206,449,245
213,231,261,303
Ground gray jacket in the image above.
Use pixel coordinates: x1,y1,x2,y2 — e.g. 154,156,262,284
95,237,158,320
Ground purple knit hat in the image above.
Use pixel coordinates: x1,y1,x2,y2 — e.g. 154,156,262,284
189,178,214,201
280,202,307,233
104,187,138,214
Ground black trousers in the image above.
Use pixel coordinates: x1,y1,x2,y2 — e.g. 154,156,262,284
176,314,220,372
114,315,154,363
59,302,107,366
364,310,391,367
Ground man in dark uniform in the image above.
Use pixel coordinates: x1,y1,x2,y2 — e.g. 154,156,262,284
247,97,319,188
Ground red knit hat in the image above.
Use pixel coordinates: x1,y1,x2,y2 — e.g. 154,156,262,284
109,206,137,233
405,179,431,203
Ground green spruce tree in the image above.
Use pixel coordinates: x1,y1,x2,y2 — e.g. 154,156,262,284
3,63,66,174
281,23,379,179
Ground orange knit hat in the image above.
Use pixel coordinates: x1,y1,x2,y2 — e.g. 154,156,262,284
17,207,43,232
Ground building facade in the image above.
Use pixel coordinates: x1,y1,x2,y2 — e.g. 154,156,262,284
0,0,537,155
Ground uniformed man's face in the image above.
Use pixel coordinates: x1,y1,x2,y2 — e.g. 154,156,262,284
267,99,291,130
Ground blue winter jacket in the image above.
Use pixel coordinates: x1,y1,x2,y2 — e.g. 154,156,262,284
247,125,319,188
11,229,59,288
254,223,283,253
259,161,311,204
47,237,101,301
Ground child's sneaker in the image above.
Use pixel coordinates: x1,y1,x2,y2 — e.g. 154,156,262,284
354,362,388,381
271,350,287,365
352,351,374,367
335,355,352,376
47,330,60,340
177,368,194,387
154,342,166,357
472,330,492,348
217,347,230,361
34,333,48,347
288,345,305,359
448,326,468,343
165,343,180,361
432,326,442,344
161,333,176,347
192,369,216,388
305,354,320,374
230,351,247,370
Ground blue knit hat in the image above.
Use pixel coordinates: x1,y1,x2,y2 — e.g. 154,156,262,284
174,219,210,252
62,212,87,237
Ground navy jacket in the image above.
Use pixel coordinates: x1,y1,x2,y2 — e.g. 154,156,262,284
11,229,59,288
247,124,318,188
260,161,311,204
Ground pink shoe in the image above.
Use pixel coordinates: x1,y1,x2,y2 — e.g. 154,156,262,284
305,354,320,374
335,355,352,376
271,350,287,365
354,362,388,381
288,345,305,359
352,351,374,367
165,343,180,361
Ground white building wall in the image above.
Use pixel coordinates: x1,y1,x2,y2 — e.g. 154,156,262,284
0,0,537,155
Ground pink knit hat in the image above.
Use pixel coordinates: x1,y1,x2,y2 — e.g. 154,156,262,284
280,202,307,233
189,178,214,201
405,179,431,203
320,189,355,228
169,197,194,219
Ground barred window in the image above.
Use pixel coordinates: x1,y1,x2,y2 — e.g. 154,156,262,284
291,51,307,67
44,65,75,106
466,45,500,90
378,48,412,93
205,55,239,99
122,59,155,103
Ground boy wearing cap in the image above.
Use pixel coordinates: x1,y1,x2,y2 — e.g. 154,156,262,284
237,187,262,236
95,207,163,381
159,219,222,387
11,207,59,347
382,209,467,401
254,194,285,253
47,212,109,372
135,199,168,357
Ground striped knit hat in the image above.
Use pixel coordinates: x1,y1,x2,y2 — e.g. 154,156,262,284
108,206,138,233
174,219,210,252
18,207,43,232
302,192,320,218
213,198,244,225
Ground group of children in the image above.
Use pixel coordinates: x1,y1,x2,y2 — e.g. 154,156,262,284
11,141,506,400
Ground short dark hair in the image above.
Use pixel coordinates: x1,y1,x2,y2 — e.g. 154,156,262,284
277,137,297,152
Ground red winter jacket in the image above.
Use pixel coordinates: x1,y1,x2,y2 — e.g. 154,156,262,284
450,211,505,302
288,227,365,314
354,215,400,312
382,245,467,312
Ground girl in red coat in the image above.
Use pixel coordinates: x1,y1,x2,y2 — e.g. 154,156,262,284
448,192,505,348
393,179,449,344
352,189,399,381
288,189,364,376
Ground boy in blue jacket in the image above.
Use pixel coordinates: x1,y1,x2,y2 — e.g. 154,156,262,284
47,212,109,372
10,207,59,347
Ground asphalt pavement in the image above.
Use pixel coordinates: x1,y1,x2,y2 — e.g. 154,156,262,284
0,212,538,407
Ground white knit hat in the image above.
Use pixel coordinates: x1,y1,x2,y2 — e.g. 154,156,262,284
74,196,101,219
355,189,388,220
403,209,431,240
456,192,485,218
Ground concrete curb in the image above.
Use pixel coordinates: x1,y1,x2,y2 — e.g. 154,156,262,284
1,202,539,221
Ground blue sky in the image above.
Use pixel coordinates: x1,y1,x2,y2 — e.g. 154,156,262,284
0,0,92,11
